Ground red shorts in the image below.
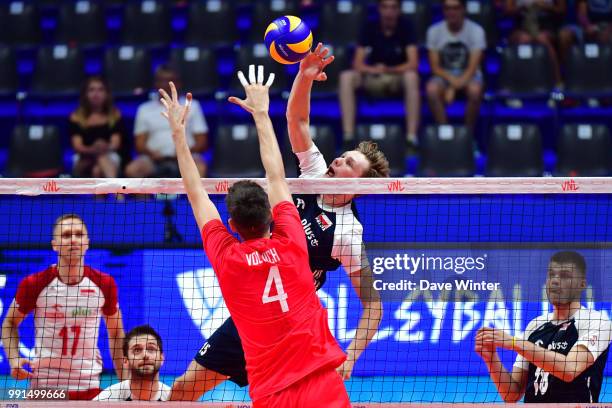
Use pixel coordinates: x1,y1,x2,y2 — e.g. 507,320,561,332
68,388,101,400
253,367,351,408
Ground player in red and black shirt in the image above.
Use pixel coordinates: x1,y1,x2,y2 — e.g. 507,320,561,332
162,66,349,407
476,251,612,403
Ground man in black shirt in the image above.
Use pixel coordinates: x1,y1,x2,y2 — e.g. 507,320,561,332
339,0,420,149
476,251,612,403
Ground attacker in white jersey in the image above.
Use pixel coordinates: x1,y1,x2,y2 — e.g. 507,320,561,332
95,325,170,401
285,43,391,380
476,251,612,403
1,214,125,400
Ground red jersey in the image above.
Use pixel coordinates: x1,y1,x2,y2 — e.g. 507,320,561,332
202,200,346,401
15,265,118,390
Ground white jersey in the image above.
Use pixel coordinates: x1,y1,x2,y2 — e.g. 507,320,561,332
93,380,171,401
133,98,208,158
15,265,119,391
294,144,364,274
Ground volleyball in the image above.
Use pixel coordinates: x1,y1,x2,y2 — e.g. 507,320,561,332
264,15,313,65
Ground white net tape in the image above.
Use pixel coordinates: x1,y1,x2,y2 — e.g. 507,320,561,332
0,177,608,195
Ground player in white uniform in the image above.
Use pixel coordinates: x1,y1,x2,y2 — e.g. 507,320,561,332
1,214,125,400
95,325,170,401
286,43,391,379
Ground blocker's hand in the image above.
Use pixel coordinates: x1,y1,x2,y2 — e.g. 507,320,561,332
228,64,275,115
159,81,191,141
299,42,335,82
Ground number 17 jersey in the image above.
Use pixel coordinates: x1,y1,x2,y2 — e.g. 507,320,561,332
201,201,346,401
15,265,118,390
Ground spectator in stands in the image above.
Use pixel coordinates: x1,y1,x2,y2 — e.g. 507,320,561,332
425,0,486,131
69,76,124,178
125,64,209,178
94,325,170,401
505,0,566,85
559,0,612,61
578,0,612,43
339,0,420,150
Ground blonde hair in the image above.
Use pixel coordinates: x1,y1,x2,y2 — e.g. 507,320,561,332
355,141,390,178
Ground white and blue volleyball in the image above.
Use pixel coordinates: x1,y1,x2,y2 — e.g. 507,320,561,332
264,15,313,64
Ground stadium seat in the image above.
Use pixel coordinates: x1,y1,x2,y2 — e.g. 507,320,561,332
465,0,497,48
38,0,62,8
0,46,18,97
31,45,84,97
419,125,475,177
565,44,612,97
121,0,171,47
7,125,63,177
105,0,124,7
312,44,351,95
498,44,554,97
485,124,543,177
210,124,264,178
356,124,406,176
556,124,611,176
56,0,106,47
281,125,337,177
231,44,288,94
0,2,41,47
318,1,366,46
104,46,151,97
399,0,431,45
185,1,238,47
249,0,299,42
310,125,338,164
170,47,220,97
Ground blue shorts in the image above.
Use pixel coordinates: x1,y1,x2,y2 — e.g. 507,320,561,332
194,317,248,387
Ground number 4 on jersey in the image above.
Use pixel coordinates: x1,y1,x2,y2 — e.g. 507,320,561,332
262,266,289,312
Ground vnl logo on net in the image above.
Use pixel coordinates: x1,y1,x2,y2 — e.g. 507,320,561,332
176,268,231,339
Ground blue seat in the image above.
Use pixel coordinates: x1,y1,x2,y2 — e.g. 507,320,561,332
485,124,543,177
498,44,554,99
556,124,611,176
419,125,475,177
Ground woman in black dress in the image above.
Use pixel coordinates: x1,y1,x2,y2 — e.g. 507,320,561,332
69,76,124,177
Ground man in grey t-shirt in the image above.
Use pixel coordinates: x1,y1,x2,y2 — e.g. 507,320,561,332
425,0,486,131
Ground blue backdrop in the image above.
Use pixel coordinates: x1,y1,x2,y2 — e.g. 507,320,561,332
0,194,611,377
1,246,611,377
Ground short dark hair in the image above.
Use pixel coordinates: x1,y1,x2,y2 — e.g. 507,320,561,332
377,0,400,5
226,180,271,240
123,325,163,357
549,251,586,277
53,213,86,236
154,62,181,81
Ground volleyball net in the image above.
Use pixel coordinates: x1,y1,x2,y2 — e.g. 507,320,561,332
0,177,611,406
